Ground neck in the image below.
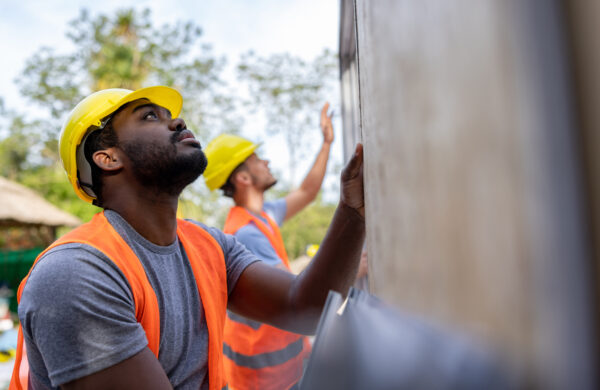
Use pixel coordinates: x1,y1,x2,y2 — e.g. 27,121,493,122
233,187,265,215
101,184,180,246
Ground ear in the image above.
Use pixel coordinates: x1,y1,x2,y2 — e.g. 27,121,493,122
232,170,252,187
92,148,123,171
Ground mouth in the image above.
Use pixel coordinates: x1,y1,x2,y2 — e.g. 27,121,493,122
176,129,201,147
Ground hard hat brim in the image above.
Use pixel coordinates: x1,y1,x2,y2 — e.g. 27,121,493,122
112,86,183,120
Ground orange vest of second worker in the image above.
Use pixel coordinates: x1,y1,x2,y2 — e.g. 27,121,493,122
10,212,228,390
223,206,311,390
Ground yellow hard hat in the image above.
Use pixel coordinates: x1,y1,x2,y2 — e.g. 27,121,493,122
203,134,259,191
59,86,183,203
306,244,319,258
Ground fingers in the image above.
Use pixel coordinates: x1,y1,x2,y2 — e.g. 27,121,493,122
321,102,330,121
320,102,333,131
340,143,365,218
341,143,364,181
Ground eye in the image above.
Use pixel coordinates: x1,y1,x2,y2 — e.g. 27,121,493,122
143,110,158,120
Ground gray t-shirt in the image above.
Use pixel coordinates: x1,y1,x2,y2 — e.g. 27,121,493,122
18,210,259,389
234,199,287,266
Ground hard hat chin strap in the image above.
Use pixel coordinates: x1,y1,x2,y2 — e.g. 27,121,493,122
75,115,113,199
76,130,97,198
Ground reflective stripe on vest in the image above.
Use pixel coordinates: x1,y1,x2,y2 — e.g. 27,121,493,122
223,337,305,369
222,206,311,390
10,212,228,390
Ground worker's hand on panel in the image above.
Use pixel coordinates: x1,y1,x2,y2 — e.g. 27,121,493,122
320,102,334,144
340,143,365,218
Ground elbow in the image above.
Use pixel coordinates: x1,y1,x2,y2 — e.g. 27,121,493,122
303,187,320,203
286,275,326,334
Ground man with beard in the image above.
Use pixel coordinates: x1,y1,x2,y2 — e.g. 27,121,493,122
201,104,334,390
10,87,365,390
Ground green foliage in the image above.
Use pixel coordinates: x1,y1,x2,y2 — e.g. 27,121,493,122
19,164,100,222
0,123,32,180
237,49,338,187
0,7,338,244
17,47,82,121
16,8,238,142
0,97,94,222
2,7,244,222
0,101,43,180
178,184,233,227
280,195,337,259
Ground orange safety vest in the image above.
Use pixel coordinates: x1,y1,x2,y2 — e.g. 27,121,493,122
223,206,311,390
10,212,228,390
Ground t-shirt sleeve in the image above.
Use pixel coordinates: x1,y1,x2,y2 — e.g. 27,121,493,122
264,198,287,226
192,222,261,296
18,243,148,387
234,225,283,267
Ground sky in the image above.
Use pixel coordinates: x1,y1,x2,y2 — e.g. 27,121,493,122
0,0,343,197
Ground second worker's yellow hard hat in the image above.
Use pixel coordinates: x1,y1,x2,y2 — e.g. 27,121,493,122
203,134,259,191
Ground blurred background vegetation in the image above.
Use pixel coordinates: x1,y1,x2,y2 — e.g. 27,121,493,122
0,7,339,258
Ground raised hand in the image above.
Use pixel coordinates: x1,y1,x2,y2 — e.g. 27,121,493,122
340,143,364,218
320,102,334,144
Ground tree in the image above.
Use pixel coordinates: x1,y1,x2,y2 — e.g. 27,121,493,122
6,8,243,222
279,194,337,259
237,49,338,187
17,8,239,143
236,50,340,257
0,101,31,180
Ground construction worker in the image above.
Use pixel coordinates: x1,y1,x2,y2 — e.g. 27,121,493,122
10,86,365,390
202,103,334,390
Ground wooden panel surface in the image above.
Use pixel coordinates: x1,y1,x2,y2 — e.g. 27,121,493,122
345,0,597,387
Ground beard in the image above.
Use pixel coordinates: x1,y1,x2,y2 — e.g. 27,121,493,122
263,178,278,191
250,173,278,192
120,131,208,196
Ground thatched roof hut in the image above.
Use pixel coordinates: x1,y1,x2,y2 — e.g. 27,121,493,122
0,176,80,228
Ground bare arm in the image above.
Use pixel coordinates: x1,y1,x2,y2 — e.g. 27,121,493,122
61,348,172,390
284,102,334,221
229,144,365,334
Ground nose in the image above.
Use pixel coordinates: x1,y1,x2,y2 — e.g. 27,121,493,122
169,118,187,132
